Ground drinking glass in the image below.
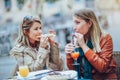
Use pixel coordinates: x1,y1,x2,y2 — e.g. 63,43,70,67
19,65,29,79
71,51,80,65
71,34,80,65
71,33,81,79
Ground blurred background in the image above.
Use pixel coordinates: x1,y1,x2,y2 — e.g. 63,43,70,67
0,0,120,79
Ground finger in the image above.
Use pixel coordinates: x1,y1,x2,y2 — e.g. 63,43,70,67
41,37,48,45
65,51,72,53
49,29,56,34
41,35,48,40
65,50,72,53
66,43,74,47
75,32,82,36
65,47,74,50
65,46,74,50
65,49,73,53
65,50,73,53
43,37,48,44
65,47,74,52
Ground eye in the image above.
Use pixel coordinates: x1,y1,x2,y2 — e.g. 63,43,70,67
34,28,38,30
34,26,41,30
39,27,42,29
75,21,80,24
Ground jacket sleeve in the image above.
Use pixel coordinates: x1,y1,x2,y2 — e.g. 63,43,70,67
48,43,64,70
85,34,113,73
10,46,49,72
31,47,49,71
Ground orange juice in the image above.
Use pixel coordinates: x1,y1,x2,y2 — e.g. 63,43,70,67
71,52,80,59
19,66,29,77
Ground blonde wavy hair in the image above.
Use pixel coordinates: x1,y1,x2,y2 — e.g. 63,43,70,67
74,8,102,52
16,16,41,48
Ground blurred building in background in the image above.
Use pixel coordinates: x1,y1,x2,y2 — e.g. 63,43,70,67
0,0,120,56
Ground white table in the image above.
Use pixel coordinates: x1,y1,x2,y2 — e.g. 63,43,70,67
17,70,77,80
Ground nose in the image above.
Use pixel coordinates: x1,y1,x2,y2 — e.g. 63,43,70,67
73,26,76,31
38,29,42,35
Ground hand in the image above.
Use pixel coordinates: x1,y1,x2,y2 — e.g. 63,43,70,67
40,35,49,48
48,29,56,45
74,33,86,48
74,33,90,53
65,43,74,54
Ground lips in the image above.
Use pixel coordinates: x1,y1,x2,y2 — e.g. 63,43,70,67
36,36,40,40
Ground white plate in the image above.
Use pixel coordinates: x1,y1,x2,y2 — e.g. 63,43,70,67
41,70,77,80
59,70,77,79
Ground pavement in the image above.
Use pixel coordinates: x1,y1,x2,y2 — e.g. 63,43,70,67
0,56,17,80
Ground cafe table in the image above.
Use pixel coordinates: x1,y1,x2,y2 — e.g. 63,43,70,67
9,70,77,80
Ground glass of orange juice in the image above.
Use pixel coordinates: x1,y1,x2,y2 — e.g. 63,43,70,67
71,33,80,65
19,65,29,79
71,52,80,65
71,33,81,79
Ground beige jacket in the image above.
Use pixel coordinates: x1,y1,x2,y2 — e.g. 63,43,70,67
10,43,64,75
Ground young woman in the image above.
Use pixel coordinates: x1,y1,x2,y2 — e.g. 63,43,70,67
65,8,117,79
10,16,63,75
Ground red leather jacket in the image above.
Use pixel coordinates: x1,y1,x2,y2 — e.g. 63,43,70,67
66,34,117,80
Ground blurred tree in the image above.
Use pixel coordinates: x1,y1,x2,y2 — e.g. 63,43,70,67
45,0,58,3
66,0,73,17
36,0,45,19
17,0,24,10
116,0,120,10
4,0,11,12
95,0,120,10
17,0,24,4
66,0,73,10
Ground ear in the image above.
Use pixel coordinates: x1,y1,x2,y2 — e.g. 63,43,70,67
88,20,92,28
23,30,28,36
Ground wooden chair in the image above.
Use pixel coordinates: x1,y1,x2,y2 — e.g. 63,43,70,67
113,51,120,79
